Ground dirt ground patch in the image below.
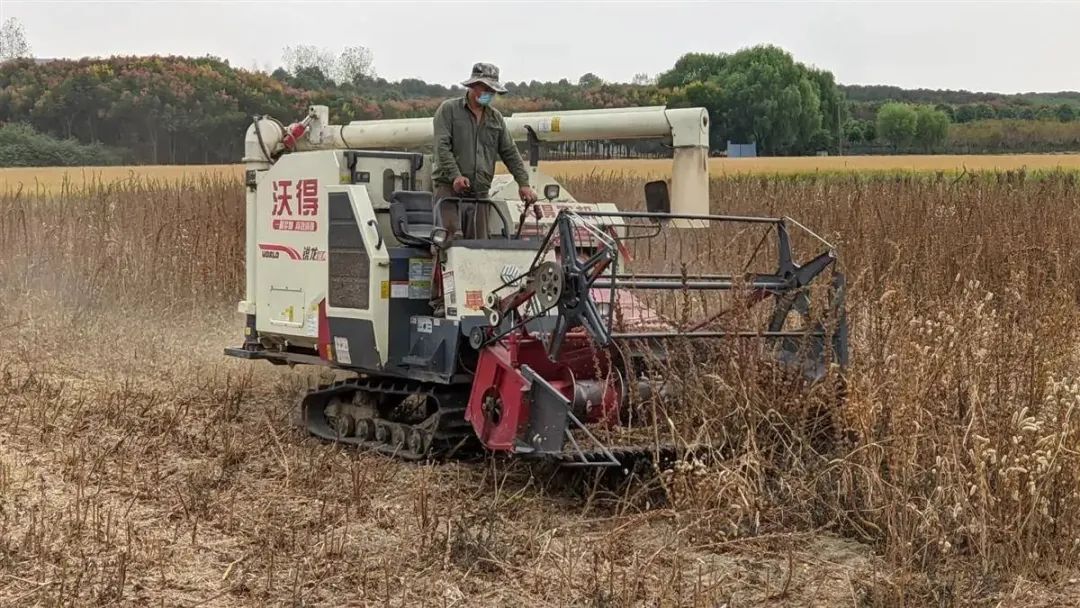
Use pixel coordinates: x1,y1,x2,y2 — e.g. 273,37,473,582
0,313,881,607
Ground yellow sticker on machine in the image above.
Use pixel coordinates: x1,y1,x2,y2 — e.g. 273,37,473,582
380,280,389,299
551,117,560,132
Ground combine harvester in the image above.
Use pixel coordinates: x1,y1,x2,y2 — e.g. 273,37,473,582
226,104,848,467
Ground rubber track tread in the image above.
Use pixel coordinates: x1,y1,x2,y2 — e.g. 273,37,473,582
304,378,710,468
302,377,473,460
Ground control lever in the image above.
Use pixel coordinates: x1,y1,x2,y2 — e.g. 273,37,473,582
514,198,539,239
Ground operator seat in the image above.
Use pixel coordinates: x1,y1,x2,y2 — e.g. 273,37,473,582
389,190,435,247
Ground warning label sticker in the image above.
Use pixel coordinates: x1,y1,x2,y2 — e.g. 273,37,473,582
443,271,456,306
391,281,409,298
334,336,351,365
408,258,433,300
538,117,562,133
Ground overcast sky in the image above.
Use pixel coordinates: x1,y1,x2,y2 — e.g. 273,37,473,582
3,0,1079,93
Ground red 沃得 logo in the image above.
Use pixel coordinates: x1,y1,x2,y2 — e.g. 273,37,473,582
272,178,319,231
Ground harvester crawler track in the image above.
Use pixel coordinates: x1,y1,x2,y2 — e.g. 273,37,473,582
301,377,475,460
302,377,695,467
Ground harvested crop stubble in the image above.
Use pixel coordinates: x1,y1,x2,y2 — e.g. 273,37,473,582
3,170,1080,605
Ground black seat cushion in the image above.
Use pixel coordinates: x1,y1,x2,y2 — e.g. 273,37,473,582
389,191,435,247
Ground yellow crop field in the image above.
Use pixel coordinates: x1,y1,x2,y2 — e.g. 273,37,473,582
542,152,1080,177
0,163,243,192
4,153,1080,192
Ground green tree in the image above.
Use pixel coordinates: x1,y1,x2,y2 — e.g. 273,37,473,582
808,68,846,151
578,72,603,88
656,53,727,88
861,119,876,142
662,45,835,155
1056,103,1076,122
876,102,918,150
843,119,866,144
666,80,725,149
973,103,995,120
913,105,950,151
954,104,977,123
0,123,125,166
292,65,333,90
1037,105,1057,121
720,46,824,154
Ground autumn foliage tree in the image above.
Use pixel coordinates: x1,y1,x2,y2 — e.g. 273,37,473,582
0,56,307,164
0,54,668,165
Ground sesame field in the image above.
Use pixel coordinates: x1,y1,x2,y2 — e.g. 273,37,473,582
3,167,1080,606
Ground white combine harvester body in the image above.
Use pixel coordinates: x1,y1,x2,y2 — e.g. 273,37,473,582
236,104,711,369
225,102,844,467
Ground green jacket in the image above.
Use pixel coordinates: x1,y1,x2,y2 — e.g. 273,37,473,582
432,96,530,194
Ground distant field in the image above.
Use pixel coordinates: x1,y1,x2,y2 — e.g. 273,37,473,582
547,153,1080,177
0,164,241,192
3,153,1080,191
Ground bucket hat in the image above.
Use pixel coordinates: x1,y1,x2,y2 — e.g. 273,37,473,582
461,62,507,94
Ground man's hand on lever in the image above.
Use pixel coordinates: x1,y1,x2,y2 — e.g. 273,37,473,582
518,185,538,205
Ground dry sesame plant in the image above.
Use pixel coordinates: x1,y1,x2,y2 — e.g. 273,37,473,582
3,169,1080,606
569,169,1080,604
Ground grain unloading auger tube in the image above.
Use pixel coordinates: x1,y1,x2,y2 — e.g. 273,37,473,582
468,206,848,467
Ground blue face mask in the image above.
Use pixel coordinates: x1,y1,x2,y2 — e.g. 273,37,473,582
477,92,495,106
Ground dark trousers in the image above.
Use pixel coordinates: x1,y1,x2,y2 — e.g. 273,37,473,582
433,183,489,240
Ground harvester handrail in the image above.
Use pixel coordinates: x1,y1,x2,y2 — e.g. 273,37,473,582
782,215,836,251
609,330,829,340
558,209,837,252
567,210,785,224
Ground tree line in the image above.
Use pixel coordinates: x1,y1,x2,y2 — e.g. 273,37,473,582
2,17,1080,166
0,43,850,165
0,52,670,165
